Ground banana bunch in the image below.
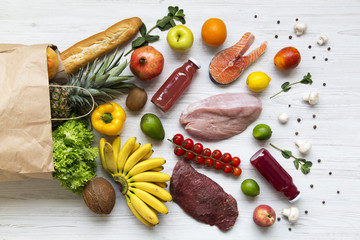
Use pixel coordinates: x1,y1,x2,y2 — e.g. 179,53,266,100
99,136,172,227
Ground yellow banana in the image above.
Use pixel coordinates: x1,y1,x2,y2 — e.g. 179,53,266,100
112,136,121,168
104,142,117,175
153,182,168,188
117,137,136,173
125,195,155,227
130,141,141,155
141,149,154,161
148,166,164,172
129,171,170,183
129,182,172,202
126,158,166,177
127,191,159,225
130,187,168,214
123,143,152,174
99,138,107,172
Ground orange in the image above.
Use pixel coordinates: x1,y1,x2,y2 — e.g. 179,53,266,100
47,47,60,79
201,18,227,47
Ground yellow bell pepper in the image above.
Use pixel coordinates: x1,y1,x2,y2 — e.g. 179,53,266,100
91,102,126,136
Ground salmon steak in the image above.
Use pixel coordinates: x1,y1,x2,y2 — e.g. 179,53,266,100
209,32,267,84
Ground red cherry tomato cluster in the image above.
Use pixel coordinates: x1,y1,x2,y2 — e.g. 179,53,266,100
170,133,242,176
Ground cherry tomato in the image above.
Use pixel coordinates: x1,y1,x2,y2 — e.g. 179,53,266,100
221,153,232,163
182,138,194,150
212,150,222,160
172,133,184,145
184,151,195,161
223,164,232,174
233,167,242,176
231,156,241,167
204,158,214,167
174,146,185,156
214,160,223,170
194,155,205,165
202,148,212,157
193,143,204,154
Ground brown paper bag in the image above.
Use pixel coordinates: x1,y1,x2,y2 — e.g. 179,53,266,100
0,44,55,181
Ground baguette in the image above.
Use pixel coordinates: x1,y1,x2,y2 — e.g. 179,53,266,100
60,17,142,74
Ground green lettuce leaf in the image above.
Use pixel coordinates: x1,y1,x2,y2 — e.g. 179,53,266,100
52,118,98,195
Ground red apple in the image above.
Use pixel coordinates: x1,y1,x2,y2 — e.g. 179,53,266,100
253,204,276,227
130,46,164,81
274,46,301,71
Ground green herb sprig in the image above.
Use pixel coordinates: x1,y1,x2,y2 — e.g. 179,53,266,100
270,143,313,174
125,6,186,56
270,73,313,99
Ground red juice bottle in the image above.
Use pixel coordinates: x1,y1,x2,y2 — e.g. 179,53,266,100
151,58,201,112
250,148,301,202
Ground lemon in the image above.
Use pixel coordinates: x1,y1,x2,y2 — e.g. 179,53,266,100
252,124,272,140
246,72,271,92
241,179,260,197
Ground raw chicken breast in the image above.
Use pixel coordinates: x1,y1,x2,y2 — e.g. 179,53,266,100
179,93,262,140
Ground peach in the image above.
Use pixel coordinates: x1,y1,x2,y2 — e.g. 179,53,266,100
274,47,301,71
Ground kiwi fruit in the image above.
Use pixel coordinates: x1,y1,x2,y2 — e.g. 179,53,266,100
126,87,147,111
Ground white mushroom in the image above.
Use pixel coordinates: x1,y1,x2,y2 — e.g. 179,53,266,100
295,139,312,155
317,34,328,45
278,113,289,124
294,22,307,36
282,207,300,224
303,91,319,105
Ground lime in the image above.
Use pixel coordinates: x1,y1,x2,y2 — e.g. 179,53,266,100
252,124,272,140
140,113,165,140
246,72,271,92
241,178,260,197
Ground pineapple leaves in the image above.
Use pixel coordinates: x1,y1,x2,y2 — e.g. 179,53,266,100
65,48,136,116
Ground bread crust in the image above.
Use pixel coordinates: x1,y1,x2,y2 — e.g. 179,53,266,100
60,17,142,74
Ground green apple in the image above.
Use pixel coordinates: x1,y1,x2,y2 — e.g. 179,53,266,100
167,25,194,52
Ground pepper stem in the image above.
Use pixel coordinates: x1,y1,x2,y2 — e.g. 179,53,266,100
101,113,113,124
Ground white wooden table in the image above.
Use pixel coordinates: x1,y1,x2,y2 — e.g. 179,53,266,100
1,0,360,239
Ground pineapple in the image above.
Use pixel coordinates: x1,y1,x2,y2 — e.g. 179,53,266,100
49,49,135,122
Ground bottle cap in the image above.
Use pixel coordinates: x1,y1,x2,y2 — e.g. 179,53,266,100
289,191,301,203
189,57,201,69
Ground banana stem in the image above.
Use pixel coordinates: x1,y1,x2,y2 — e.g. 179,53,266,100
113,174,129,195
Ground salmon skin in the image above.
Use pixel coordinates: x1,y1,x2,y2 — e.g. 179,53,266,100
209,32,267,85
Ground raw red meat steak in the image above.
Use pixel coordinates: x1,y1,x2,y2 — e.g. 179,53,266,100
170,159,238,231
